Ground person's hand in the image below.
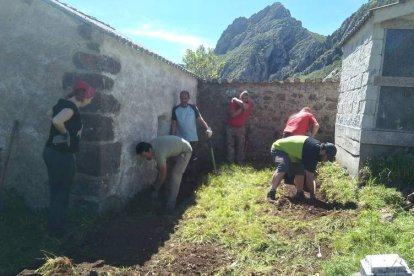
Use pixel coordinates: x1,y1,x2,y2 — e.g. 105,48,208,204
206,127,213,138
52,132,70,147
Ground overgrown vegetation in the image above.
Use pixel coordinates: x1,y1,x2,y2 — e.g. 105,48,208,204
183,45,224,80
2,153,414,275
294,60,342,81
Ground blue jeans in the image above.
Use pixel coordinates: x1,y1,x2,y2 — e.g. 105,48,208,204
43,147,75,236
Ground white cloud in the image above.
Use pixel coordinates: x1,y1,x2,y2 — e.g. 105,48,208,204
122,24,215,50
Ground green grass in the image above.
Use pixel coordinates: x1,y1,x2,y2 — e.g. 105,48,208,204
294,59,342,81
366,152,414,189
2,156,414,275
171,163,414,275
0,190,98,275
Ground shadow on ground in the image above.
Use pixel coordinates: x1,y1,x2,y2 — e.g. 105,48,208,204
65,178,200,267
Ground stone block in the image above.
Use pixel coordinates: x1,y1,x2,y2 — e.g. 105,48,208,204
326,97,337,102
312,103,323,111
82,93,121,114
275,93,286,101
63,73,114,91
363,99,377,116
73,52,121,74
76,142,122,177
361,114,376,129
327,102,337,110
81,114,115,141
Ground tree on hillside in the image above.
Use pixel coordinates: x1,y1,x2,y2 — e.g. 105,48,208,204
183,45,224,80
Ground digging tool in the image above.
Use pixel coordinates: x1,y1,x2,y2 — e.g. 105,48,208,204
0,120,19,208
208,138,217,173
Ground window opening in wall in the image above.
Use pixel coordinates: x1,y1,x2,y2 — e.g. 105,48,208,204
157,115,170,136
382,29,414,77
376,86,414,131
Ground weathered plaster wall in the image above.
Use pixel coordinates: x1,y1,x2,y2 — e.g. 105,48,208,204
0,0,197,210
197,80,339,165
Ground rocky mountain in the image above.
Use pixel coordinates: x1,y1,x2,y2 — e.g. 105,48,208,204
215,0,396,81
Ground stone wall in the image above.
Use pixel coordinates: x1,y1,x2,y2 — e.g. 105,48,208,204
196,80,339,166
0,0,197,211
336,20,376,176
336,3,414,177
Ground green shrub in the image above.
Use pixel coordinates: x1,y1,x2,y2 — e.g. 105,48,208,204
366,153,414,188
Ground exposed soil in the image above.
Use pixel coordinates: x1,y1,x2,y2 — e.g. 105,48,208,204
18,176,357,275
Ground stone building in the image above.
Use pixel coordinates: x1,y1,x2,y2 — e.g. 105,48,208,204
336,0,414,176
0,0,340,212
0,0,198,211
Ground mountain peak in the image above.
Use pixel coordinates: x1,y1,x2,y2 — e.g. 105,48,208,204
250,2,291,23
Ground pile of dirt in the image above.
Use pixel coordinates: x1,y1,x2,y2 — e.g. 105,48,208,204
135,243,233,275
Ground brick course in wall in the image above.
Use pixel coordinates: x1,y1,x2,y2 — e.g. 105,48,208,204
196,80,339,167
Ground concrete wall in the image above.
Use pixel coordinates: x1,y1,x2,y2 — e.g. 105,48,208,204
336,1,414,177
197,80,339,166
0,0,197,211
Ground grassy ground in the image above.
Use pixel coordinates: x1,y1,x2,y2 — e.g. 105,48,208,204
172,163,414,275
2,155,414,275
0,192,98,275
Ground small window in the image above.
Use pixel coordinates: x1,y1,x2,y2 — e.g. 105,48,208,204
383,29,414,77
376,86,414,131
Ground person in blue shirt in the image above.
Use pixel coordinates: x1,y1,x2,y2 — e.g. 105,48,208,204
171,90,212,180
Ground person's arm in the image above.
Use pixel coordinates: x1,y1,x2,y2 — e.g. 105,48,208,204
305,170,316,197
310,123,320,137
232,97,248,110
153,163,167,193
52,108,74,134
229,99,244,118
171,108,178,135
171,120,177,135
196,116,209,130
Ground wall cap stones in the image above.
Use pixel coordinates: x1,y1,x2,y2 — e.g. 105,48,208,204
201,79,339,85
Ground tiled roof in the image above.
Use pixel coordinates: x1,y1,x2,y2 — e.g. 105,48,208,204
46,0,200,79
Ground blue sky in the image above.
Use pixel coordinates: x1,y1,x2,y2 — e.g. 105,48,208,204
61,0,368,63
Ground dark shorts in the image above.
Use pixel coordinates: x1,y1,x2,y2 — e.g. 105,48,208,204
271,149,305,176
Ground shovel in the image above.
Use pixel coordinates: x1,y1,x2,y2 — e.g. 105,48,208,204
208,138,217,173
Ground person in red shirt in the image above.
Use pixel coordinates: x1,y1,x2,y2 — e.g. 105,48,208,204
283,107,319,138
227,91,253,163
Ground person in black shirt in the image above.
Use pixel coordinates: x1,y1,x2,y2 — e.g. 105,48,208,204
43,80,95,238
266,136,337,203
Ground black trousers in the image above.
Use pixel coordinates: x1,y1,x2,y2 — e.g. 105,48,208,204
43,147,75,236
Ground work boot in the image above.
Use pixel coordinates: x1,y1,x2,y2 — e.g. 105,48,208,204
292,191,305,202
267,190,276,201
309,194,317,206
